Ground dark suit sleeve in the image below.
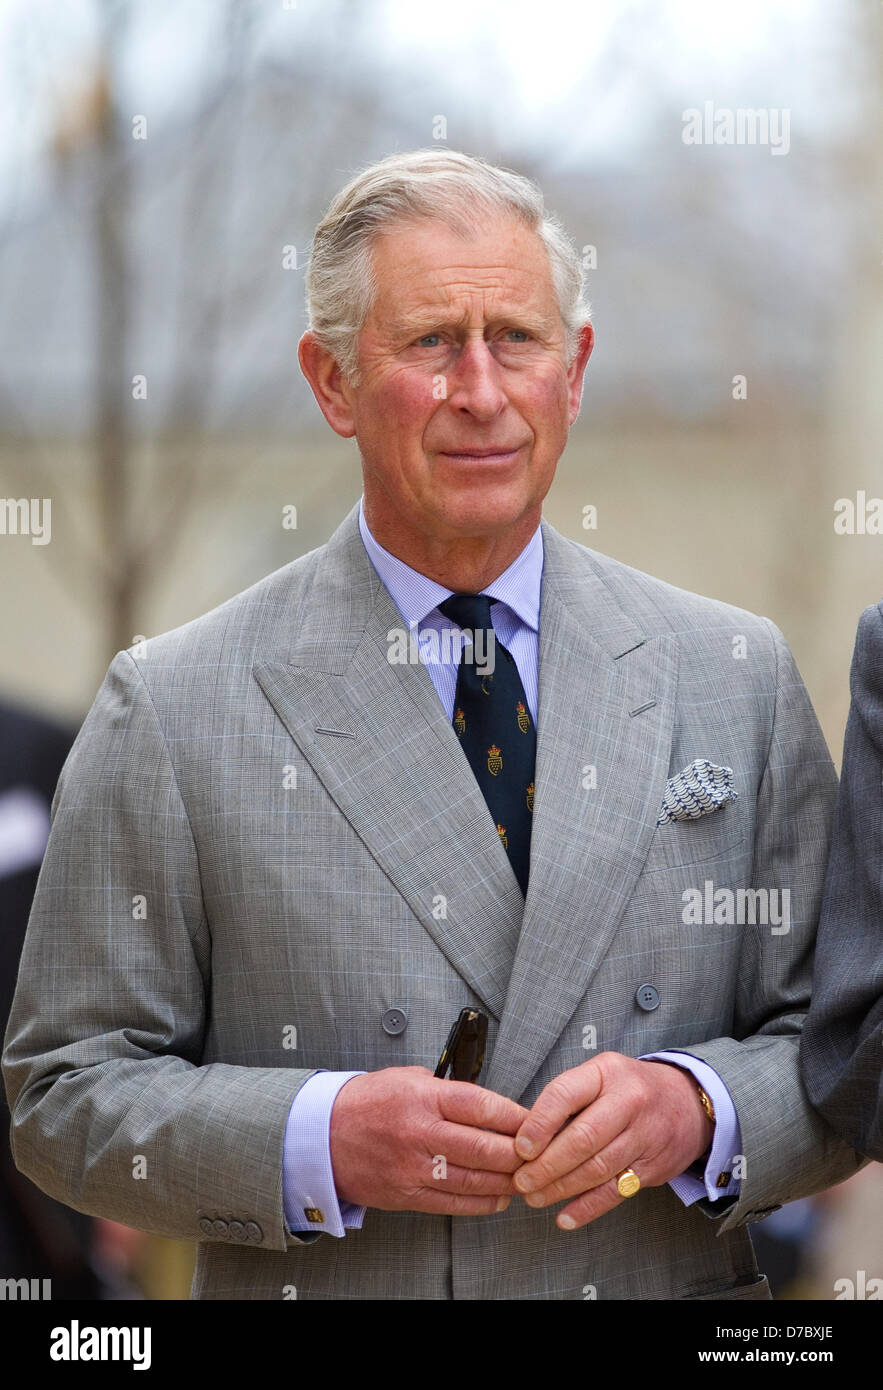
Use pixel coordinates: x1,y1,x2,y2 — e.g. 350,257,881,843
800,602,883,1159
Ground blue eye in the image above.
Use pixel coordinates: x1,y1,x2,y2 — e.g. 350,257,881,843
418,334,441,346
507,330,529,341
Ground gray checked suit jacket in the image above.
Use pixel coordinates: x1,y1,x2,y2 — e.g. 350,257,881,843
2,501,865,1299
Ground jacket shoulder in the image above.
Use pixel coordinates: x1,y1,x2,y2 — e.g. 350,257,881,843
120,544,328,667
849,600,883,734
554,531,777,642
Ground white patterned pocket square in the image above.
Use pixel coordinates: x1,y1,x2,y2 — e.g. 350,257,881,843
657,759,738,826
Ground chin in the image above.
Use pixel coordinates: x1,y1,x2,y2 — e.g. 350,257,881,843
432,494,538,537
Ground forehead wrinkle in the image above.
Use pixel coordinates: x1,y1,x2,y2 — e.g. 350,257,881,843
401,263,535,306
383,277,556,337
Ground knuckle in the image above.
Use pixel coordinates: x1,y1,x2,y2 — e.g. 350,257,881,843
543,1075,577,1111
523,1158,550,1188
475,1085,506,1113
630,1077,652,1112
460,1166,497,1196
462,1127,490,1167
633,1067,653,1102
423,1114,447,1149
570,1115,598,1151
578,1152,607,1189
602,1052,631,1082
575,1186,615,1222
457,1166,481,1194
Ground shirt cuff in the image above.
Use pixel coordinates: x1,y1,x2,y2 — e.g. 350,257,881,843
283,1071,367,1237
640,1051,743,1205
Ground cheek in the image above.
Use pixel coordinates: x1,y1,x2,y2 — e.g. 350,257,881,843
374,370,437,434
519,373,570,439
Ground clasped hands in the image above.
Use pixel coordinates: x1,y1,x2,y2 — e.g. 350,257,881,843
329,1051,714,1231
506,1052,714,1230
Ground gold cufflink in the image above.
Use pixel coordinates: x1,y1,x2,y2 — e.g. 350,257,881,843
304,1207,324,1223
696,1082,716,1125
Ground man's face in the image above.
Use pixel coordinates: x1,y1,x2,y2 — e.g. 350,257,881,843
334,213,593,545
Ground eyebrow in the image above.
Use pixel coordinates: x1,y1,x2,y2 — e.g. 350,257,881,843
390,309,557,337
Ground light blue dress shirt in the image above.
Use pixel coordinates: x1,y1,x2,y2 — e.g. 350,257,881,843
282,499,742,1236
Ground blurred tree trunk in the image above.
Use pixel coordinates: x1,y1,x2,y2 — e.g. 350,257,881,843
93,4,135,655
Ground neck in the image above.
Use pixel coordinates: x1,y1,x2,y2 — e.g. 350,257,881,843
363,504,539,591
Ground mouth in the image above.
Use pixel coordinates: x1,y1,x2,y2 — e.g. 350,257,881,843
437,446,524,464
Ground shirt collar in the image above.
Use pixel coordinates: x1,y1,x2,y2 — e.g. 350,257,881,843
357,495,542,631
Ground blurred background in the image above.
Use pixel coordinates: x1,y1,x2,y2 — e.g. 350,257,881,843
0,0,880,1299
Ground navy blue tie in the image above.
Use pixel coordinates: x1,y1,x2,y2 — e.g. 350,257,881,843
438,593,536,896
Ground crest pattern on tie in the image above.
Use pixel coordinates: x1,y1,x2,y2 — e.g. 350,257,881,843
438,592,536,896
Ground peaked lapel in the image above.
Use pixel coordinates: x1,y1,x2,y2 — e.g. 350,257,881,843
252,504,523,1021
252,503,678,1089
483,522,679,1099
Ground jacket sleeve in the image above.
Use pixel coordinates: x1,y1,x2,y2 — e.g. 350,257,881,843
663,617,867,1235
1,650,319,1252
799,602,883,1160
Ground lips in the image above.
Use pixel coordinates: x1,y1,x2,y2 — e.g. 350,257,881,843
439,446,523,458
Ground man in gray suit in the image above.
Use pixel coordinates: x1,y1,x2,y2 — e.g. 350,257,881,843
801,602,883,1161
3,150,864,1300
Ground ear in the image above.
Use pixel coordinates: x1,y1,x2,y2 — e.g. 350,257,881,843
297,331,357,438
566,322,595,425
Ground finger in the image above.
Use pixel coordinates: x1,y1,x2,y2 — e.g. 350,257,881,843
555,1175,633,1231
514,1062,603,1159
412,1189,514,1217
514,1095,628,1193
422,1160,520,1198
432,1120,525,1174
519,1130,638,1208
438,1080,530,1135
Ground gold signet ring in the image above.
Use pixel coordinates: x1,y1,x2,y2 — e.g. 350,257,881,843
616,1167,641,1197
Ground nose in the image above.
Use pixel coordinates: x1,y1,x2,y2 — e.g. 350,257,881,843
444,338,508,421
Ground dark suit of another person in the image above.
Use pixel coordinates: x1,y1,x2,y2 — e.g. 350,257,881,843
801,602,883,1160
0,700,105,1297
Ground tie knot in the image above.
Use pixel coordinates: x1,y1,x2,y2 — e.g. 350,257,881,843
438,592,494,633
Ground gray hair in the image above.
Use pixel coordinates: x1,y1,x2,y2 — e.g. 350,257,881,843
304,148,591,384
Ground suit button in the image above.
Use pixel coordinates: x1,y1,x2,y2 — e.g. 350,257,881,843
212,1219,229,1238
635,983,660,1011
229,1221,245,1242
244,1221,263,1243
198,1217,213,1237
381,1007,407,1035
